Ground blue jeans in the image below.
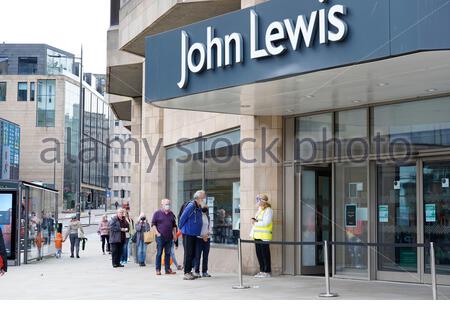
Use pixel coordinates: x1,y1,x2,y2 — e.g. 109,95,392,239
137,240,147,264
155,236,172,272
121,238,129,262
194,238,210,274
170,242,179,267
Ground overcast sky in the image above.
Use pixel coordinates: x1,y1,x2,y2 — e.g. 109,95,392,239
0,0,110,74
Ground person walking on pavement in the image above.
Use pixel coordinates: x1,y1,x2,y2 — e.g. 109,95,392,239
115,201,119,210
0,227,7,276
109,209,128,268
135,213,150,266
151,199,177,276
250,194,273,278
179,190,205,280
64,215,84,258
98,215,110,254
194,205,212,278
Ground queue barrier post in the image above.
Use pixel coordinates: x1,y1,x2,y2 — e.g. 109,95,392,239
232,238,250,289
319,240,338,298
430,242,438,300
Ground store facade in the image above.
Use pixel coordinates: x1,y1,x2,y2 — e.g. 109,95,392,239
107,0,450,283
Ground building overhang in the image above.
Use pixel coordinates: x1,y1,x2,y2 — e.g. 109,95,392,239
152,51,450,115
120,0,241,57
145,0,450,115
107,62,143,98
106,94,132,121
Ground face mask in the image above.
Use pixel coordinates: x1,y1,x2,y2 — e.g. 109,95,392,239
164,204,171,211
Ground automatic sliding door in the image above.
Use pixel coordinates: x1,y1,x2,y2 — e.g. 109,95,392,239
377,164,418,274
423,161,450,276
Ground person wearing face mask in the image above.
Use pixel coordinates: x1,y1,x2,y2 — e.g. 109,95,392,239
250,194,273,278
151,199,177,275
135,213,151,266
179,190,205,280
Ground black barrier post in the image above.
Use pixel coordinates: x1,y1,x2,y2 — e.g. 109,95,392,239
319,240,338,298
430,242,438,300
232,239,251,290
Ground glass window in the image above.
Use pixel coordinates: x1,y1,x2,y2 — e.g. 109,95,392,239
121,176,126,183
36,80,56,127
335,162,369,278
205,131,241,245
17,82,27,101
336,109,368,159
114,163,119,168
377,164,417,273
372,97,450,155
47,50,74,75
115,120,120,126
0,82,6,101
83,90,91,135
167,130,241,245
0,57,8,75
295,113,333,162
113,190,119,197
423,161,450,275
114,176,119,183
30,82,35,102
18,57,38,75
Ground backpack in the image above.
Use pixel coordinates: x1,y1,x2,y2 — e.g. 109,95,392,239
178,200,196,230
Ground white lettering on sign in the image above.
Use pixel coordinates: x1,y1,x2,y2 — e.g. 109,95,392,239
177,2,348,89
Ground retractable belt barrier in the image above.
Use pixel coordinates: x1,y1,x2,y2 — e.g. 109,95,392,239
234,239,439,300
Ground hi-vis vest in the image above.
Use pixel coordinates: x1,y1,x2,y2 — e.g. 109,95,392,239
253,208,273,241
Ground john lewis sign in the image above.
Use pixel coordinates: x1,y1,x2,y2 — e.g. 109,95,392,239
177,1,348,88
145,0,450,103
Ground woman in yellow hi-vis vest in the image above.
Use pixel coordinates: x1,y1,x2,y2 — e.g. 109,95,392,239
251,194,273,278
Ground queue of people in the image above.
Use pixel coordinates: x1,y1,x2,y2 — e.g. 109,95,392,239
56,190,273,281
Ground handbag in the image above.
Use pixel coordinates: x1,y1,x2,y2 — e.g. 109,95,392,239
131,233,137,243
78,228,85,239
144,229,155,244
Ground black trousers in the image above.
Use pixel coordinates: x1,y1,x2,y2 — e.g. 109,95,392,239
194,238,210,273
111,242,123,267
101,235,110,253
255,239,271,273
183,235,197,274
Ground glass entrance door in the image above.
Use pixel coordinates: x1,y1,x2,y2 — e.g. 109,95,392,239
301,165,332,275
423,161,450,276
377,164,418,280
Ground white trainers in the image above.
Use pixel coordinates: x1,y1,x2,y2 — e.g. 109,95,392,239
254,272,264,278
262,272,272,278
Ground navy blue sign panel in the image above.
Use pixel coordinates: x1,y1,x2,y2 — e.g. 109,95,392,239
145,0,450,103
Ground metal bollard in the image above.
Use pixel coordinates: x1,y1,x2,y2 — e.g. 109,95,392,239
430,242,438,300
319,240,338,298
232,239,250,289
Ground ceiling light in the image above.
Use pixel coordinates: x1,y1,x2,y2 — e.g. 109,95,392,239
240,105,251,108
286,109,295,113
305,94,314,99
352,100,361,103
426,88,438,92
377,82,389,87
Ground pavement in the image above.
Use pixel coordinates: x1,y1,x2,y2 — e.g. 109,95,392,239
1,213,450,300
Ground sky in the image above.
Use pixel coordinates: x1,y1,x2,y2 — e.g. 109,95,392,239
0,0,110,74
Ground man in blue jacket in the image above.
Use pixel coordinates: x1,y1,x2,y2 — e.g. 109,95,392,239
179,190,205,280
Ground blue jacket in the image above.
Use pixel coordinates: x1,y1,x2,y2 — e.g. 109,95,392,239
179,201,203,236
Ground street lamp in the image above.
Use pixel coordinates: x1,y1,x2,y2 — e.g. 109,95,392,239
48,45,84,216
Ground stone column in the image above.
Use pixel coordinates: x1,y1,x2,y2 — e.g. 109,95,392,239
240,115,283,275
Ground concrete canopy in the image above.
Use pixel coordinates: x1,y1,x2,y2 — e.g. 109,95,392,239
121,0,241,57
107,62,143,99
106,94,132,121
